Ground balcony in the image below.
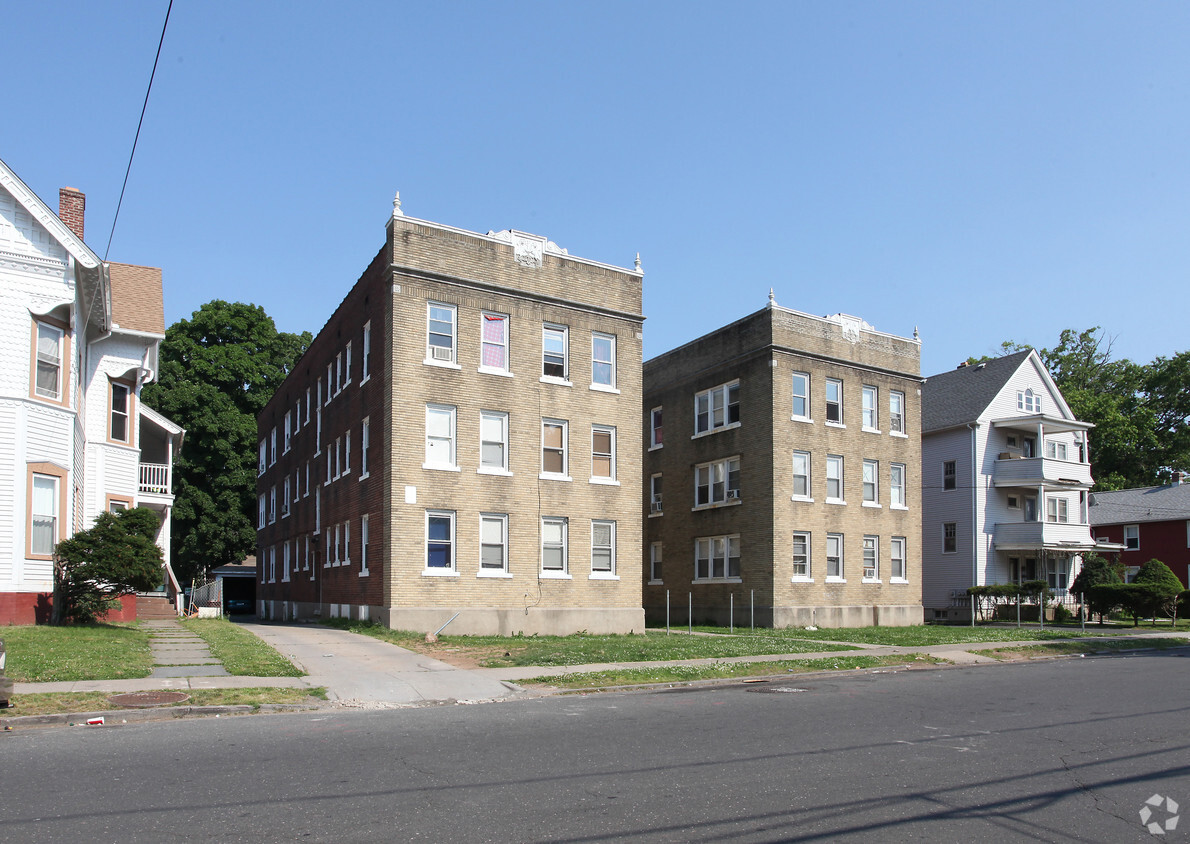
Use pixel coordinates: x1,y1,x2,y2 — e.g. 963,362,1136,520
140,463,171,496
993,456,1092,489
993,520,1095,551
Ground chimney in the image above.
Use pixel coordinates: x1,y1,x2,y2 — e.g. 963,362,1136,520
58,187,85,241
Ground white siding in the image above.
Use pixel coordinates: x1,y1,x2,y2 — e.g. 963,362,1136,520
921,426,975,610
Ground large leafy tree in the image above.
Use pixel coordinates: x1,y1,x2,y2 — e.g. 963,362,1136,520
53,507,164,625
141,301,311,584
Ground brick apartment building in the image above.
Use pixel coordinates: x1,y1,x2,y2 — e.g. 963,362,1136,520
643,298,923,627
255,198,645,635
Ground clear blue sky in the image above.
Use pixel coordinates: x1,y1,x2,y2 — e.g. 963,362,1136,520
6,2,1189,376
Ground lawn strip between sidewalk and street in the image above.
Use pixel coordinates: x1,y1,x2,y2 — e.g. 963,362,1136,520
977,637,1189,661
4,687,329,717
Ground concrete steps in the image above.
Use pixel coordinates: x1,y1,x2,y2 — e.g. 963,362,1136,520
136,595,179,620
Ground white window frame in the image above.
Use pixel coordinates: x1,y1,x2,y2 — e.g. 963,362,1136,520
427,302,459,366
480,312,510,375
695,534,741,582
258,441,267,476
1046,440,1069,460
343,520,351,565
479,513,510,577
425,404,459,470
478,410,510,475
1017,388,1042,413
591,425,617,484
695,456,741,507
591,519,617,578
359,514,370,577
791,372,811,422
283,411,292,453
282,477,291,517
360,417,370,479
890,537,907,582
825,378,844,426
270,427,277,465
335,351,343,394
345,341,353,386
647,473,663,516
282,541,291,582
268,487,276,524
649,541,663,583
792,451,812,502
649,406,663,450
826,454,844,504
890,390,906,436
541,516,570,577
425,510,458,575
826,533,844,581
33,320,64,400
344,430,351,476
863,535,879,581
861,385,878,432
258,494,266,529
542,324,569,383
694,381,740,435
541,418,570,480
1046,497,1069,524
109,381,132,444
326,363,333,402
591,332,616,391
862,459,879,507
361,321,371,384
890,463,907,509
792,531,811,581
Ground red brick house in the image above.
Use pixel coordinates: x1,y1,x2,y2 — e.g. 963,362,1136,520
1089,475,1190,587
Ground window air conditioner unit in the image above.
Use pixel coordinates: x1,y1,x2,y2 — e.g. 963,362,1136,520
726,489,740,500
650,500,663,513
431,346,453,361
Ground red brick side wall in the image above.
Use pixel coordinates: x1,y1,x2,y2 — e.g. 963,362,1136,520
0,592,136,624
1094,520,1190,588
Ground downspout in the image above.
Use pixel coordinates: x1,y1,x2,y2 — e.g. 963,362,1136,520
967,422,980,592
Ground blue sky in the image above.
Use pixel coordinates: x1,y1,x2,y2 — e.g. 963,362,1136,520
5,2,1189,376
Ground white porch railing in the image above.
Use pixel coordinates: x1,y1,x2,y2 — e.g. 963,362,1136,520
140,463,170,495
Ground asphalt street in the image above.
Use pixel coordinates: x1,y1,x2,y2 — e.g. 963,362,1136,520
3,651,1188,843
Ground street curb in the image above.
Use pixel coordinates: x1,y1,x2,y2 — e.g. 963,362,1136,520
0,702,324,731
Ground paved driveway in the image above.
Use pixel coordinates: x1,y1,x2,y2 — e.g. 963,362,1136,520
240,621,520,707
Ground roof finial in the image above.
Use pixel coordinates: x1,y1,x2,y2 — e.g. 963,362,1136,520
768,288,776,306
634,252,642,272
913,325,920,341
392,191,404,218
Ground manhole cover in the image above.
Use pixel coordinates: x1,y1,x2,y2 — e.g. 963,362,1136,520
107,691,190,708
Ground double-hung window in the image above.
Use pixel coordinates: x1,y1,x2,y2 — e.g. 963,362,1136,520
34,321,65,400
694,381,740,434
345,342,352,386
426,511,456,573
282,478,291,517
826,455,844,503
1046,497,1069,524
695,534,740,580
480,411,509,473
943,460,956,491
591,425,616,482
425,405,457,469
361,322,371,382
695,457,740,506
29,471,60,557
649,542,663,582
890,463,906,508
825,378,843,424
862,386,878,431
360,514,370,576
890,537,907,581
480,513,509,574
110,382,131,443
1046,441,1068,460
542,324,568,380
258,494,266,529
1017,388,1041,413
826,533,844,580
650,474,663,514
284,411,292,453
792,451,811,501
268,487,276,524
591,332,616,389
541,516,568,575
649,407,663,448
889,391,905,435
427,303,457,364
792,531,811,579
863,536,879,580
1124,524,1140,550
270,428,277,465
360,418,370,478
258,441,267,476
791,372,810,421
541,419,568,478
481,312,509,373
591,520,616,576
943,522,957,553
862,459,879,505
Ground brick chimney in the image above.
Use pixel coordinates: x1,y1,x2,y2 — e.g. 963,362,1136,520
58,187,85,241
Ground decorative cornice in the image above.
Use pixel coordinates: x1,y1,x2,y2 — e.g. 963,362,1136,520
0,249,70,279
0,157,100,269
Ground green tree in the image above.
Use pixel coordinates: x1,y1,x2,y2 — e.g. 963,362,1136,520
1133,558,1184,625
53,507,164,625
1070,553,1123,624
140,301,311,584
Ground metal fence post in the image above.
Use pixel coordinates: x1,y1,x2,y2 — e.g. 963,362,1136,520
666,589,670,635
688,592,692,634
730,593,734,633
751,589,755,631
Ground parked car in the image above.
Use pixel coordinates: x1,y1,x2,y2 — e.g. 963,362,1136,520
225,598,253,615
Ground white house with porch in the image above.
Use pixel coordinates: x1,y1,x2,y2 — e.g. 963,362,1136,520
921,350,1096,621
0,156,183,623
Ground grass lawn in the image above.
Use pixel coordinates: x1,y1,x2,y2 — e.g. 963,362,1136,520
522,654,951,689
675,624,1146,647
980,637,1189,662
3,687,327,718
1,624,153,682
180,618,304,676
321,619,858,667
